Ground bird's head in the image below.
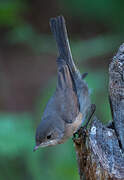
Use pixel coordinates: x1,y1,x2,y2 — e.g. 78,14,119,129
33,118,64,151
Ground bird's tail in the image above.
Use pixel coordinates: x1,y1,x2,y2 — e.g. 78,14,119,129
50,16,77,74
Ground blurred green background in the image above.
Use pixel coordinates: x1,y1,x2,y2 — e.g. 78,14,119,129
0,0,124,179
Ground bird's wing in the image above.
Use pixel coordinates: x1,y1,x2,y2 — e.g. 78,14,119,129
55,59,80,123
50,15,90,123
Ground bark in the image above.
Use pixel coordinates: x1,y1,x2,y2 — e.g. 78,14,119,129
73,44,124,180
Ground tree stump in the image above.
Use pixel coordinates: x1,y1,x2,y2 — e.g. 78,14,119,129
73,44,124,180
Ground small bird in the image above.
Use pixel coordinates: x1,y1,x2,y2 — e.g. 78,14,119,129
34,16,91,151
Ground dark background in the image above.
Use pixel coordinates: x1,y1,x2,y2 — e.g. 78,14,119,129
0,0,124,179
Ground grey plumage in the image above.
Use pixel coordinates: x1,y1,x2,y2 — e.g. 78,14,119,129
34,16,90,151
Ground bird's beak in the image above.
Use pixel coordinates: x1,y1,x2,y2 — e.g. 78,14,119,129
33,145,39,152
33,139,61,152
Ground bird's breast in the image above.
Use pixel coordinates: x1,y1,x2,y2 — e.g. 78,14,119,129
59,112,82,143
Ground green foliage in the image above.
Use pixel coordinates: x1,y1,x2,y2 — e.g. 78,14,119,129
0,0,27,26
59,0,124,30
71,34,123,63
0,113,33,156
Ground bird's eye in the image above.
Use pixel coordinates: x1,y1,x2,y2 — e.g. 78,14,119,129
47,134,51,139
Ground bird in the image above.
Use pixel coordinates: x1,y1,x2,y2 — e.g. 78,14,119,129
33,16,91,151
